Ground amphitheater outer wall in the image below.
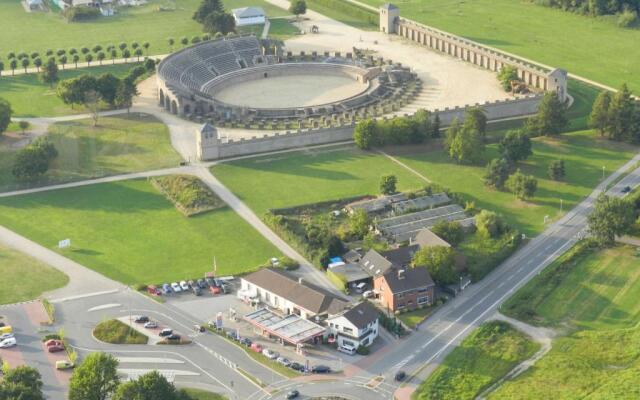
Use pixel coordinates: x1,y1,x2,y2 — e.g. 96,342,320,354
197,94,543,161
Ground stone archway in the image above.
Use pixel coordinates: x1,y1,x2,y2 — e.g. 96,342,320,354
184,104,191,114
159,89,165,108
171,100,178,114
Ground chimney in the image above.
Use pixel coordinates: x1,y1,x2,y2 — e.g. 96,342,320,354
397,269,405,280
298,277,303,285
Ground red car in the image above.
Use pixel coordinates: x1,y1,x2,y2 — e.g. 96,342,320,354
209,286,221,295
44,339,64,348
48,343,65,353
147,285,162,296
250,342,263,353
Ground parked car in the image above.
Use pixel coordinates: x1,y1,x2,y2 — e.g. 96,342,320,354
159,328,173,337
622,185,632,193
289,362,304,371
56,360,75,370
162,283,172,294
276,356,291,366
192,286,202,296
0,337,17,348
239,337,252,347
0,333,14,341
209,286,221,295
188,280,196,289
197,279,207,289
48,343,65,353
262,348,279,359
44,339,63,348
286,390,299,399
171,282,181,292
395,370,406,381
362,290,374,299
134,316,149,323
220,283,231,294
147,285,162,296
144,321,158,329
179,280,189,291
194,324,205,333
0,326,13,335
204,277,216,287
226,330,239,341
166,334,181,341
338,344,356,356
250,342,263,353
311,365,331,374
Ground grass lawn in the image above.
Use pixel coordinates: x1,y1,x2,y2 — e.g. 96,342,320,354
389,130,638,236
414,320,539,400
488,244,640,399
237,18,301,40
180,388,227,400
93,319,148,344
0,0,288,63
0,179,281,285
0,243,68,304
211,145,425,215
0,113,181,192
397,306,436,329
0,63,138,117
356,0,640,93
306,0,378,30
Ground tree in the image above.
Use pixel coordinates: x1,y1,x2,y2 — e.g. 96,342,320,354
69,47,78,56
446,118,484,164
72,54,80,68
12,138,58,180
289,0,307,19
203,11,236,35
33,57,42,72
499,129,532,162
587,193,635,246
475,210,504,238
0,60,4,76
606,83,636,141
168,37,175,52
353,118,377,149
41,57,59,85
122,49,131,60
0,97,12,135
0,365,45,400
85,53,94,66
134,48,143,61
56,49,66,57
96,73,120,106
497,65,519,91
589,90,612,136
97,51,106,65
432,113,441,137
180,36,189,46
525,92,568,136
193,0,224,23
68,352,120,400
112,371,186,400
115,79,138,112
84,89,101,127
118,42,127,52
463,106,487,140
30,51,39,60
59,54,68,69
92,45,103,54
21,57,30,73
430,220,464,246
348,209,371,239
143,42,150,55
81,47,90,55
484,157,511,189
412,246,457,285
380,174,397,195
9,58,17,75
18,120,29,134
506,169,538,200
548,159,565,180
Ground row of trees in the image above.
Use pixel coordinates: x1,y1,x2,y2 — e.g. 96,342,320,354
588,192,639,246
353,109,440,149
540,0,639,27
589,83,640,143
0,42,151,76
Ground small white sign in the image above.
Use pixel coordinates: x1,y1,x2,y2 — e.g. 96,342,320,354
58,239,71,249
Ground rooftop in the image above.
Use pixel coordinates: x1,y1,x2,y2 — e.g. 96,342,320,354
334,302,379,330
380,267,435,294
232,6,266,18
243,308,325,345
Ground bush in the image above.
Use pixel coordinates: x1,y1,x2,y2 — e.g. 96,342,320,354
143,58,156,72
277,256,299,271
475,210,505,238
150,175,225,216
617,9,639,27
356,345,370,355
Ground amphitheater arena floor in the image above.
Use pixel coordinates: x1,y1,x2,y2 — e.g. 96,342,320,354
215,74,369,109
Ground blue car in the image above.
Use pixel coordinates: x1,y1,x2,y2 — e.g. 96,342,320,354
162,283,172,294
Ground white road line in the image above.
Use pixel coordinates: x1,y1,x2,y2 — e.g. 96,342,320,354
50,289,120,303
116,357,184,364
88,303,121,312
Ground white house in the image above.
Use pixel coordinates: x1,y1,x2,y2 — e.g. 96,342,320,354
326,302,379,348
232,7,266,26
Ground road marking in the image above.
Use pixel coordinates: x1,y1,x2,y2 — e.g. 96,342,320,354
118,368,200,381
88,303,121,312
49,289,120,303
116,357,184,364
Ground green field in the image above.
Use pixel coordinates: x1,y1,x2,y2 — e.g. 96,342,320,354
0,179,280,285
0,113,181,192
415,321,539,400
306,0,378,30
389,130,637,236
0,63,137,117
237,18,301,40
180,388,227,400
0,243,68,304
488,245,640,399
356,0,640,92
212,145,425,215
0,0,288,62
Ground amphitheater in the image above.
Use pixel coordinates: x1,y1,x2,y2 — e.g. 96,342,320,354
155,3,569,161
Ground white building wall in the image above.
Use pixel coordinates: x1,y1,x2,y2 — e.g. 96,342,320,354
235,16,266,26
240,279,314,319
327,315,379,348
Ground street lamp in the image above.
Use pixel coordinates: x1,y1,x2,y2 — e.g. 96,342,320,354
602,166,605,180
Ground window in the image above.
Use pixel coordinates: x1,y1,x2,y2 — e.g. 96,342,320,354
418,288,428,293
343,327,353,334
265,292,270,302
397,293,404,299
397,303,405,309
274,296,279,306
417,296,429,305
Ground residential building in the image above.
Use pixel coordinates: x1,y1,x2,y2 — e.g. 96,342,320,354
232,7,266,26
374,267,435,312
326,302,379,348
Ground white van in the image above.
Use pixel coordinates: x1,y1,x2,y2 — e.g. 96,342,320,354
338,344,356,355
355,282,367,294
0,337,17,348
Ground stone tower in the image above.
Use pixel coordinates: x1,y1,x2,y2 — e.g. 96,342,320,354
196,122,220,161
379,3,399,34
547,68,568,103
